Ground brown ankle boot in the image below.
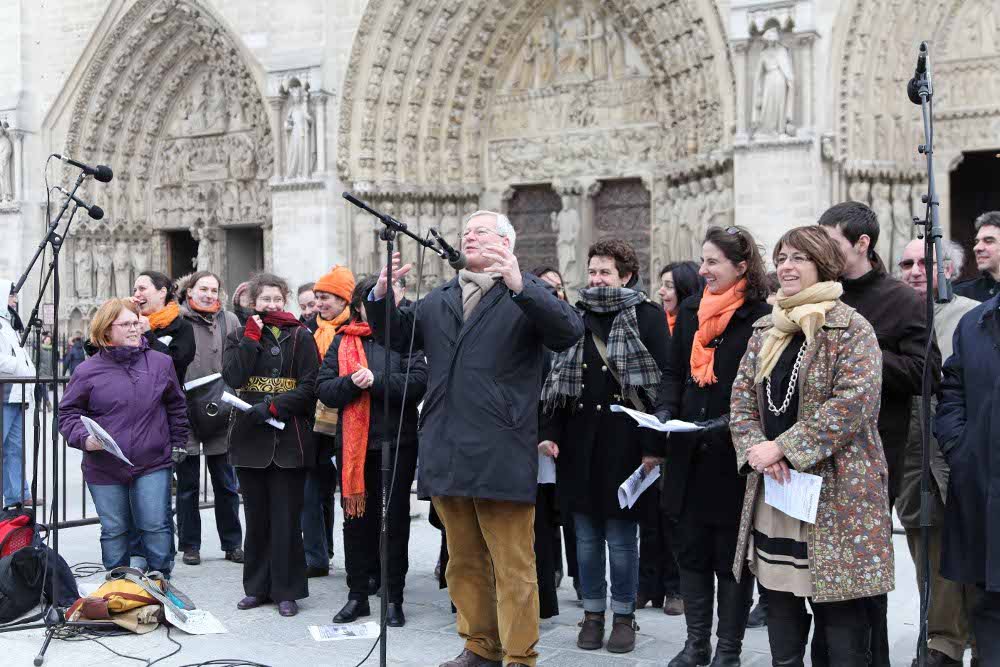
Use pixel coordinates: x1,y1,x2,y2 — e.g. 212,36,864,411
577,611,605,650
607,613,639,654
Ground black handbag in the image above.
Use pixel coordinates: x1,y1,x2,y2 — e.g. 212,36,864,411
185,313,236,442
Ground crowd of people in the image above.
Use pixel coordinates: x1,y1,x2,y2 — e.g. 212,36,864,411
2,202,1000,666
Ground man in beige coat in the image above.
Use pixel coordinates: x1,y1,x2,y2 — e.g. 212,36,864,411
897,239,980,666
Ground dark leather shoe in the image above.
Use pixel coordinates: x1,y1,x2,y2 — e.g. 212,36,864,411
438,649,502,667
386,603,405,627
224,548,244,563
668,638,712,667
278,600,298,617
305,565,330,578
334,598,370,623
910,649,962,667
746,600,767,628
663,594,685,616
607,613,639,654
182,549,201,565
577,611,605,650
237,595,268,610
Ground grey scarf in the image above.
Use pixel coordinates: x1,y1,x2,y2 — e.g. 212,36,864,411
458,270,501,320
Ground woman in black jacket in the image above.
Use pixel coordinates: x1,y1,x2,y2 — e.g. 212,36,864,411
653,226,771,667
316,276,427,628
222,272,320,618
132,271,196,384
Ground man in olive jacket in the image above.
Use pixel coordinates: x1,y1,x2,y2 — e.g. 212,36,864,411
368,210,583,667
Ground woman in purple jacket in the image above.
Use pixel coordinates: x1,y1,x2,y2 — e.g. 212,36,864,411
59,298,190,575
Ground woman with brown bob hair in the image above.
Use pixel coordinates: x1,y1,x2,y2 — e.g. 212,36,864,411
653,225,771,667
729,225,893,665
59,298,189,576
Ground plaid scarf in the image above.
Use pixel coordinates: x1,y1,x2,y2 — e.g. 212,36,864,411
542,287,660,411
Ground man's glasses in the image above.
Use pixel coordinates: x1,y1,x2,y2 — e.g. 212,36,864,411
898,258,935,270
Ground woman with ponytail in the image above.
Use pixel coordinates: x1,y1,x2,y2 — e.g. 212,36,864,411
133,270,196,384
316,275,426,628
729,226,891,665
223,272,320,618
652,226,771,667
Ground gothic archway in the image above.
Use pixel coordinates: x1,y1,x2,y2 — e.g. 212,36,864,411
59,0,274,311
830,0,1000,261
338,0,735,288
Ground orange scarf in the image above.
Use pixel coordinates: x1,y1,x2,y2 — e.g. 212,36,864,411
338,322,372,518
313,308,350,358
690,280,746,387
666,309,677,335
147,301,180,331
189,300,221,315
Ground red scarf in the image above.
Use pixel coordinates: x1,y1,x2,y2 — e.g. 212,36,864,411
338,322,372,518
261,311,306,330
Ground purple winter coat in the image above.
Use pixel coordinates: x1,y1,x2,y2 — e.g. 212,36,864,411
59,340,189,485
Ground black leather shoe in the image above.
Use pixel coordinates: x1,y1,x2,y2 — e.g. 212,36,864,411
305,565,330,578
334,598,371,623
386,603,405,627
237,595,269,610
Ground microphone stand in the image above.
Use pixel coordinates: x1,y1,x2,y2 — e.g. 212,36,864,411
342,193,445,666
910,40,946,667
0,172,96,666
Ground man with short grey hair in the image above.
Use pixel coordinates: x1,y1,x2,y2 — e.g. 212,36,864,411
897,238,980,666
368,210,583,667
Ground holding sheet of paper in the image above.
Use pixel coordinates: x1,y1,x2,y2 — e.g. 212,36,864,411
81,416,134,466
618,464,661,509
610,404,703,433
763,470,822,524
221,391,285,430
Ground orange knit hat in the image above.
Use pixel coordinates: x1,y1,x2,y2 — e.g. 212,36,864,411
314,265,355,302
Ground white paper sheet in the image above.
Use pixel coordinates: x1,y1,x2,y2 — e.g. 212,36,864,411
618,464,661,509
610,404,703,433
309,622,381,641
763,470,823,524
221,391,285,430
537,453,556,485
184,372,222,391
157,335,173,347
164,606,227,635
81,417,134,466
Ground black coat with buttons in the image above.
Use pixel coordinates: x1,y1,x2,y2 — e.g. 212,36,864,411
222,322,320,469
540,301,671,521
654,294,771,523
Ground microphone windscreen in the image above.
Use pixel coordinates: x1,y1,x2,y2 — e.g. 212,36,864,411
88,205,105,220
448,253,467,271
94,166,114,183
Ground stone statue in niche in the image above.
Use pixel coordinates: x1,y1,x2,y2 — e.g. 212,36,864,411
0,121,12,202
891,183,914,262
752,27,795,137
515,27,540,90
439,201,462,251
94,242,113,299
870,182,893,260
112,241,132,296
75,238,94,298
673,183,694,263
285,81,314,179
552,196,581,285
193,223,215,272
536,16,556,86
130,239,151,278
585,10,608,80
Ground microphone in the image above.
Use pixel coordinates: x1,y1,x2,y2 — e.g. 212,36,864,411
907,42,930,105
52,154,114,183
430,228,467,270
56,186,105,220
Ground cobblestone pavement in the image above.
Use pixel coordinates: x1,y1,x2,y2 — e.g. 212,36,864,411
4,496,936,666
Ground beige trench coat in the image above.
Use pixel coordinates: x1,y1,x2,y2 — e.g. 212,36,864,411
729,300,895,603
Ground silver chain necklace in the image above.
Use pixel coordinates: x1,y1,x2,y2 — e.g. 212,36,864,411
765,342,807,416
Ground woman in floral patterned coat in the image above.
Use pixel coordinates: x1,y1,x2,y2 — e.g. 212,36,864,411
729,226,894,666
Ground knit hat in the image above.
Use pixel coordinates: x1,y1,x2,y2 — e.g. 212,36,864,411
314,265,355,302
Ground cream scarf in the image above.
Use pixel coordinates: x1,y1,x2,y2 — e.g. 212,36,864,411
458,270,501,320
754,281,843,383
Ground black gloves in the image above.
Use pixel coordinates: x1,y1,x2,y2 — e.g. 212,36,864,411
695,414,730,434
653,410,672,424
248,401,272,425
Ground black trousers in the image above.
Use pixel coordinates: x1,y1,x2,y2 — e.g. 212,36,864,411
768,588,869,660
237,465,308,602
534,484,559,619
973,589,1000,665
809,593,888,666
672,512,740,578
338,447,416,604
638,486,680,600
175,453,243,552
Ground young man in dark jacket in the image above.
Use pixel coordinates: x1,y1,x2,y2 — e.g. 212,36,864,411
954,211,1000,302
540,239,669,654
820,201,941,667
368,210,583,667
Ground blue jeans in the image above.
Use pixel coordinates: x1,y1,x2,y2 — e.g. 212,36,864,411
2,403,30,506
301,464,336,569
574,513,639,615
88,468,174,574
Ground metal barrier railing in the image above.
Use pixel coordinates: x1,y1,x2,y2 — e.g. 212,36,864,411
1,375,224,529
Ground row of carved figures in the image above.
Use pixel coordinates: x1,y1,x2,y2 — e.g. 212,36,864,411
72,237,151,301
654,175,735,268
847,180,924,265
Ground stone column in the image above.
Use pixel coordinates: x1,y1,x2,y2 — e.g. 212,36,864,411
267,97,285,181
313,92,328,177
733,41,750,142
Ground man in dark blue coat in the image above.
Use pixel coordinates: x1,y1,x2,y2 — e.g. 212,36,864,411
367,210,583,667
935,293,1000,665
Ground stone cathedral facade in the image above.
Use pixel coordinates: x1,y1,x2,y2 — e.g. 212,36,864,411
1,0,998,329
